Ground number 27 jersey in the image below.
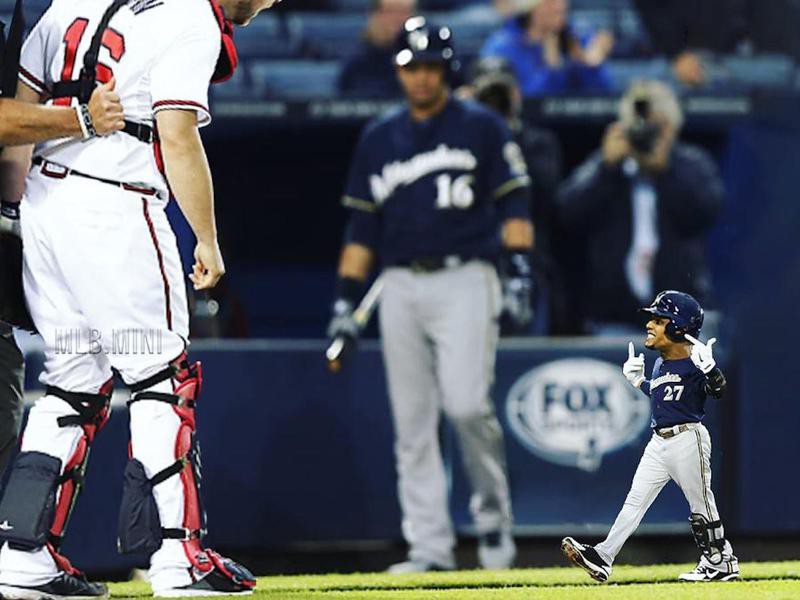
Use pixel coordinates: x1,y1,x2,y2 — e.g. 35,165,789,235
641,357,708,429
19,0,221,190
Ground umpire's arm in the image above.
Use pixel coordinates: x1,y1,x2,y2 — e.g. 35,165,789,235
0,80,124,147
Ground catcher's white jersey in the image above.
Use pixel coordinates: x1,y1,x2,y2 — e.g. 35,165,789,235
19,0,220,190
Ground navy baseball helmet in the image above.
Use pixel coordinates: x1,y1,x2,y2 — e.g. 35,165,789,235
639,290,704,342
394,16,458,74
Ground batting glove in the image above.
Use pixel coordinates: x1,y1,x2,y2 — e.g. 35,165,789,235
0,201,20,238
327,298,359,341
500,250,534,333
685,334,717,374
623,341,646,388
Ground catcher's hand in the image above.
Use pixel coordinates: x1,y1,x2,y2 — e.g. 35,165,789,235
685,334,717,374
190,240,225,290
623,341,645,388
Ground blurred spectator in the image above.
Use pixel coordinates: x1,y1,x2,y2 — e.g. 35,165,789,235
466,58,567,334
633,0,748,87
337,0,416,97
558,81,723,334
634,0,800,87
480,0,614,96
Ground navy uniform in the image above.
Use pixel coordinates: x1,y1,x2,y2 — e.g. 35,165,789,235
329,18,532,572
562,291,738,583
0,5,26,481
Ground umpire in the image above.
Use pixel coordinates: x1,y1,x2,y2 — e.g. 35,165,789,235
0,6,25,481
328,17,534,573
0,5,122,479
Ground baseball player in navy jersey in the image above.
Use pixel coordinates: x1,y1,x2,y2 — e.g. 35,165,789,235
562,290,739,583
328,17,534,573
0,0,282,597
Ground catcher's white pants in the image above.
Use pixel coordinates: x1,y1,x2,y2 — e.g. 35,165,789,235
0,171,194,591
595,423,734,564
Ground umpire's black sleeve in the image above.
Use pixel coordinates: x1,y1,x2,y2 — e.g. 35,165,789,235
0,326,23,478
557,151,621,231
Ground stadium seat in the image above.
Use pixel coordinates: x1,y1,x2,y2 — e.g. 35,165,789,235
329,0,370,10
209,61,258,101
425,10,500,57
721,55,796,89
234,13,300,60
289,13,367,59
250,59,340,99
571,8,615,35
605,58,671,91
571,0,633,9
612,7,651,58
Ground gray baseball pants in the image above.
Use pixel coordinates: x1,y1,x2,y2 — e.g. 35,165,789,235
379,261,513,567
595,423,735,565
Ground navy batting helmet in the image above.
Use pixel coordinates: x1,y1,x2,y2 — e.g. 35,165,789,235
639,290,704,342
394,16,457,74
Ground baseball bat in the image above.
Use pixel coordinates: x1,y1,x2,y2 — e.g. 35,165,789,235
326,276,384,373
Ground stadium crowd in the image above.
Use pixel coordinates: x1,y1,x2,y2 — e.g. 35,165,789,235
3,0,799,100
1,0,790,337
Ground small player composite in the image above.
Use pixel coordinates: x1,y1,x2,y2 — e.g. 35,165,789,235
562,290,739,583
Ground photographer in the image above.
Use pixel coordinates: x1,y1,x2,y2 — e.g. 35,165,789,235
557,80,723,334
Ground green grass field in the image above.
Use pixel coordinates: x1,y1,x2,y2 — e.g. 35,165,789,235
107,561,800,599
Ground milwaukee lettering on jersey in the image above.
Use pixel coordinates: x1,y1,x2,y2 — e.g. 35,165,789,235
370,144,477,204
649,372,682,390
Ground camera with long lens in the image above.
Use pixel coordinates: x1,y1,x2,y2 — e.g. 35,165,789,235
625,97,661,154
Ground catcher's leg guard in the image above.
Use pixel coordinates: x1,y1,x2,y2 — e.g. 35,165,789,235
0,381,112,574
689,513,727,565
120,354,255,592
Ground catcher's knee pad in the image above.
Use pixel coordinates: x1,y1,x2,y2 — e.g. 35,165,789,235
119,354,206,556
0,382,112,561
689,512,726,565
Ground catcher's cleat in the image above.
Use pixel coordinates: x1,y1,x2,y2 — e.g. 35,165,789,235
561,537,611,583
153,552,256,598
0,572,108,599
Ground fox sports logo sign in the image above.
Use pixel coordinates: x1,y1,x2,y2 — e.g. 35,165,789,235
506,359,650,472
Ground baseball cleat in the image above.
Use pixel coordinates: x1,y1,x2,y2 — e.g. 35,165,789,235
561,537,612,583
153,555,256,598
0,573,108,599
478,530,516,570
678,559,740,582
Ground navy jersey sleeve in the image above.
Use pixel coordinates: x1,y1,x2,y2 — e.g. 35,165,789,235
482,113,532,221
342,125,381,250
640,380,652,397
